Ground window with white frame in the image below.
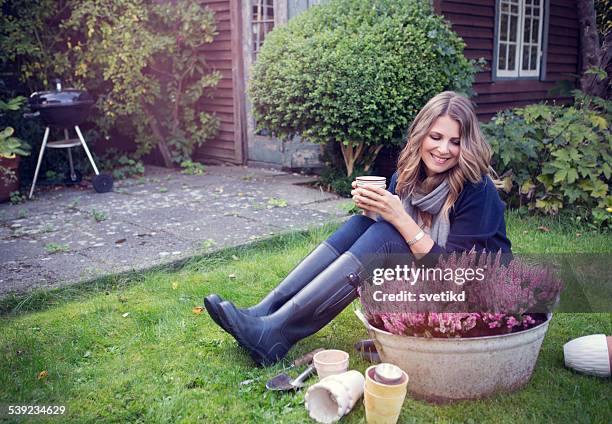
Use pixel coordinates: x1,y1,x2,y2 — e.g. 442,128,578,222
496,0,544,78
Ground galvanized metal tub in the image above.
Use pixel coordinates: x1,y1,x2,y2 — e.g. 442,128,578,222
355,310,552,403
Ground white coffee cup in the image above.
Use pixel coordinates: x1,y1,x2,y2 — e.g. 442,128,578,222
355,176,386,189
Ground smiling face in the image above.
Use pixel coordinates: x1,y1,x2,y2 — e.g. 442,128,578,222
420,115,461,177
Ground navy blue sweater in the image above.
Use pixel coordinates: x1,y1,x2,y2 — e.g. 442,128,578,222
386,171,512,254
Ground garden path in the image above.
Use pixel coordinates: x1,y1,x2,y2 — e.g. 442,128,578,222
0,165,349,297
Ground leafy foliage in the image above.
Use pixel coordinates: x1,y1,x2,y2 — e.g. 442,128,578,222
0,96,29,158
595,0,611,38
180,159,206,175
0,0,221,166
249,0,477,176
0,127,27,158
9,190,25,204
0,0,71,92
317,140,376,197
319,166,368,198
44,242,71,254
90,208,108,223
60,0,220,165
98,148,145,180
483,94,611,228
0,79,46,186
0,95,30,185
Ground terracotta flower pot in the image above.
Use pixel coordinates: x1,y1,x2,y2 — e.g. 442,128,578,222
0,155,20,203
355,309,552,403
363,365,409,424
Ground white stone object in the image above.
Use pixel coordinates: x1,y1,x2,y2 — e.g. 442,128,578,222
563,334,611,378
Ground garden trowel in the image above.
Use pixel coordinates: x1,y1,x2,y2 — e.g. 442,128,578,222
266,364,317,391
265,348,324,391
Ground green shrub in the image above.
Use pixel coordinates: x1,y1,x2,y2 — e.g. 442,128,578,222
317,141,368,197
0,95,30,185
98,148,145,180
319,166,368,198
1,1,221,167
249,0,477,177
0,3,91,185
0,0,69,92
180,159,206,175
0,96,29,158
60,0,220,166
483,93,611,228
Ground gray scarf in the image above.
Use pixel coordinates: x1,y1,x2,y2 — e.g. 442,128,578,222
402,179,451,248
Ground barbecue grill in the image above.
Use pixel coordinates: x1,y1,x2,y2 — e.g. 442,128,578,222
26,80,113,198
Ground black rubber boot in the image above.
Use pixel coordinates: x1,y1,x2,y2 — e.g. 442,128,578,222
204,241,340,334
203,294,228,333
218,252,365,366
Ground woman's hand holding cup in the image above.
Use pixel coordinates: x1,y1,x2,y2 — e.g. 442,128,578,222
351,180,378,220
351,176,407,226
352,177,386,219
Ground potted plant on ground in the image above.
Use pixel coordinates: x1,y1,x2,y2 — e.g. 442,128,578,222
1,96,30,202
356,250,563,403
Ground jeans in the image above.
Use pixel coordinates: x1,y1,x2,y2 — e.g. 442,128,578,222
325,215,414,275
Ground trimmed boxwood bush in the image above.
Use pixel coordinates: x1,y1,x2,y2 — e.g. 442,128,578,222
249,0,477,176
483,92,612,228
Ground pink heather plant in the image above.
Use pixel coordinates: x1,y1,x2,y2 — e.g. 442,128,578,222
360,250,563,338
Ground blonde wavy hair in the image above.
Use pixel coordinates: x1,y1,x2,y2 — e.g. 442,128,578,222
395,91,491,227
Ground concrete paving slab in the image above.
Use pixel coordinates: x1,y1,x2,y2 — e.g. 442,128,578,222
0,250,114,296
157,213,278,243
203,164,285,178
0,238,48,262
236,204,339,230
178,179,337,207
303,198,354,217
268,174,320,185
0,193,81,221
114,173,233,193
81,233,197,272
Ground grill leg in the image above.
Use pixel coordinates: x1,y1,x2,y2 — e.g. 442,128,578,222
28,126,50,199
74,125,99,176
65,129,76,181
67,148,76,181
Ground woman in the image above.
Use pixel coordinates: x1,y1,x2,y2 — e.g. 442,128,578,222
204,91,512,366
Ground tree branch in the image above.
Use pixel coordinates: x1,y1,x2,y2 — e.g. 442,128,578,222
577,0,609,98
141,100,174,168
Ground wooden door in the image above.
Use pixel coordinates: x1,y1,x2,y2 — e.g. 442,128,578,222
243,0,327,170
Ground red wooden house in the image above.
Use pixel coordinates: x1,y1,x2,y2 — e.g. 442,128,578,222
194,0,580,170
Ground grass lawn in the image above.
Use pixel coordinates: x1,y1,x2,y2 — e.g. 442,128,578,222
1,211,611,423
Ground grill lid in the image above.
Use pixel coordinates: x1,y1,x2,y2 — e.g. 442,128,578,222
29,89,94,110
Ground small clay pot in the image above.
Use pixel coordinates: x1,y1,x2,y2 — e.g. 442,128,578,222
313,349,349,379
364,365,408,398
363,386,407,424
373,363,403,384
